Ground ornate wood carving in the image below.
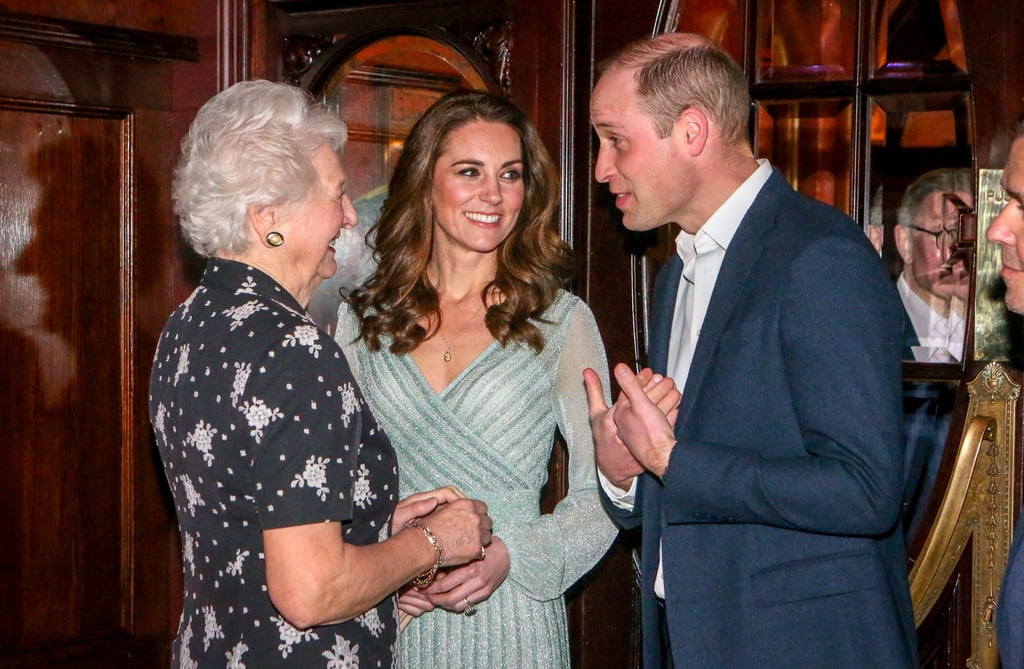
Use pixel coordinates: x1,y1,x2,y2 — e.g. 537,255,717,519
282,33,334,86
909,362,1020,669
469,20,512,94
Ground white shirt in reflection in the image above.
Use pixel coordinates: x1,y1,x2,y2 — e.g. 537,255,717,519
896,273,964,363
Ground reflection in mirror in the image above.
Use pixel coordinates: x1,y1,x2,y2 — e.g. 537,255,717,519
755,0,856,81
865,94,973,362
756,100,852,211
674,0,743,63
901,378,958,539
307,35,488,334
875,0,967,75
892,169,972,363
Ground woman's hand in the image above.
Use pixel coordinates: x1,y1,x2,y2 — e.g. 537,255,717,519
391,486,467,532
419,497,492,566
398,584,436,618
420,536,510,612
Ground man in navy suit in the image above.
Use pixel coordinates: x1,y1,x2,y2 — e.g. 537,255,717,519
584,32,918,668
989,112,1024,669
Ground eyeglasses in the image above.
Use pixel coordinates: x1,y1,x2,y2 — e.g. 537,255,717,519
906,224,959,252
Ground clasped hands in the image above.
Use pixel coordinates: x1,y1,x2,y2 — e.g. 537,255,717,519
584,363,682,489
392,487,510,623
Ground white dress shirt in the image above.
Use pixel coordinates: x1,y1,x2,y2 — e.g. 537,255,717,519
896,273,965,362
599,159,772,598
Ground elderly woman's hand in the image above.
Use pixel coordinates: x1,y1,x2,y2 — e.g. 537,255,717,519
420,497,492,567
391,486,468,531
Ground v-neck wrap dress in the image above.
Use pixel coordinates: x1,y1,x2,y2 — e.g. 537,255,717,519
336,290,617,668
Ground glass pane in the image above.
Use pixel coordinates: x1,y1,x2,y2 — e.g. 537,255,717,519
865,93,973,362
676,0,746,63
309,36,488,334
756,99,852,211
875,0,967,76
901,378,957,538
756,0,856,82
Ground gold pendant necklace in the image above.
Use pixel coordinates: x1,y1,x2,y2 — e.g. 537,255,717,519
439,298,486,363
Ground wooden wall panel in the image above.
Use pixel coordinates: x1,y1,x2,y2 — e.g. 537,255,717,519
1,108,127,649
0,1,194,35
0,7,203,667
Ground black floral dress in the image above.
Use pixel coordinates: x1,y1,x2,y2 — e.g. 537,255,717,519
149,258,398,669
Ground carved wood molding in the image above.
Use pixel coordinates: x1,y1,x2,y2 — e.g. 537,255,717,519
282,33,335,87
909,362,1020,668
279,22,508,94
0,9,198,62
461,20,512,94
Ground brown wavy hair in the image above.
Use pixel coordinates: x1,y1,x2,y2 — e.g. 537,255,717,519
347,90,572,355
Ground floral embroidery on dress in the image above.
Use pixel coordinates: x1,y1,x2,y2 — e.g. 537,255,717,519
239,397,283,442
322,634,360,669
202,605,225,651
225,641,249,669
180,287,200,318
223,300,269,331
154,402,168,442
283,324,324,358
188,420,218,466
352,463,375,509
183,531,196,576
272,616,320,659
237,276,258,295
179,618,199,669
226,548,249,578
291,455,330,501
179,474,206,516
231,362,251,408
339,382,360,428
356,607,385,639
175,344,191,386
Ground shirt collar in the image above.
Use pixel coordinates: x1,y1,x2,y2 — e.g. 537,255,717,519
675,159,773,266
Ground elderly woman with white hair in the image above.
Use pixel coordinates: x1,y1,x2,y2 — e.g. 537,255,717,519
149,80,492,669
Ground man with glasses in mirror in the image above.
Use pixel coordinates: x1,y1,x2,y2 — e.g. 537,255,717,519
894,167,973,363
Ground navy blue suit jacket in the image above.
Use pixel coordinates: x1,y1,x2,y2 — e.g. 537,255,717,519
999,514,1024,668
602,171,918,668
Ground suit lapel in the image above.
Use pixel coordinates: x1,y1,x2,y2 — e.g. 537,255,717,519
677,171,788,425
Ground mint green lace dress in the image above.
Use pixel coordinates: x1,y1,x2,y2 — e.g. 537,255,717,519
336,291,617,669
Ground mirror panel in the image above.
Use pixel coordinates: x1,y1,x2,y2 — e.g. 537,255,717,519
755,0,856,82
865,93,973,362
875,0,968,77
755,99,853,212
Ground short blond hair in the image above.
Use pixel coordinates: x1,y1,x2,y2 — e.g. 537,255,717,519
599,32,751,145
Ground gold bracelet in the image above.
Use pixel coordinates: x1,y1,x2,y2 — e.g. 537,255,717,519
406,519,443,587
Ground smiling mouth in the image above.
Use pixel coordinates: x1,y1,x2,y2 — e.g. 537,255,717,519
466,212,500,224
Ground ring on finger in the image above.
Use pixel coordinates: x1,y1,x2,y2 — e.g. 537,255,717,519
464,597,478,617
479,545,486,560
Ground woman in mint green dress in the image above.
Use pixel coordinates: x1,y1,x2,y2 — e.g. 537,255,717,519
336,90,617,668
